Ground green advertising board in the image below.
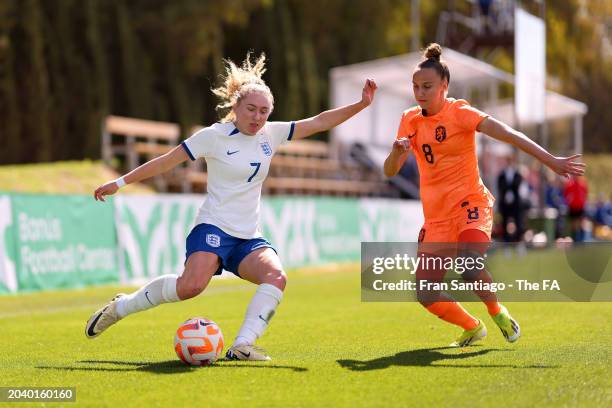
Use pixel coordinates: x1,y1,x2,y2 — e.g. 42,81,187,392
114,195,423,282
0,194,17,294
1,193,424,293
114,195,199,283
7,193,119,292
261,196,362,266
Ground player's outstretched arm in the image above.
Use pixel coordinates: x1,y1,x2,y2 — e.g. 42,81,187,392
383,138,411,177
478,117,586,178
93,145,189,201
291,79,377,140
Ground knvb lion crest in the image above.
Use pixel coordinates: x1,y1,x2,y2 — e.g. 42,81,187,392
260,141,272,156
435,126,446,143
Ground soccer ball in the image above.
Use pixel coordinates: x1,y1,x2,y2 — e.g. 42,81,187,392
174,317,224,366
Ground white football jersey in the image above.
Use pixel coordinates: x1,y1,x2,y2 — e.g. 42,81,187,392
181,121,294,239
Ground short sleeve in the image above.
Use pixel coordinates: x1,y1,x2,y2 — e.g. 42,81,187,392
395,109,418,150
181,126,218,160
265,121,295,149
454,99,489,132
396,112,415,140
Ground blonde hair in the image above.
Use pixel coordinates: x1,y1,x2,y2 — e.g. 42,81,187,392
212,52,274,122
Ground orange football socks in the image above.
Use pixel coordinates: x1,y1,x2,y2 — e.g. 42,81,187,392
425,300,479,330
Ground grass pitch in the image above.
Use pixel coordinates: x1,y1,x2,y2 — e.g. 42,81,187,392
1,263,611,407
0,160,152,194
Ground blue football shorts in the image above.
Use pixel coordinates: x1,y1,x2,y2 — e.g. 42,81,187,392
185,223,277,277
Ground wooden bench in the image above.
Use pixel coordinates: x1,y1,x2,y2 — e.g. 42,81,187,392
263,177,389,196
270,155,339,178
276,140,330,158
102,115,189,192
172,171,390,197
102,116,179,167
269,155,367,180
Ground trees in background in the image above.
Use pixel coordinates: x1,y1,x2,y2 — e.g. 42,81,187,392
0,0,609,164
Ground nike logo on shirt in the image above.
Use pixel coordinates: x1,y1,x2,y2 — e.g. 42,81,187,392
227,150,239,155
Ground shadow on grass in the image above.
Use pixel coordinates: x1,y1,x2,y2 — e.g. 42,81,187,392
337,347,559,371
36,359,307,374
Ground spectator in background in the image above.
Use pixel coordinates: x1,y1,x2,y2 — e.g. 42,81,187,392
524,161,542,208
590,193,612,240
563,175,588,241
479,0,493,16
497,153,528,242
545,172,568,238
478,0,494,34
592,194,612,227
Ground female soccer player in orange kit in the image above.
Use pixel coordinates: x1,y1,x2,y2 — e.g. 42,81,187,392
384,43,585,347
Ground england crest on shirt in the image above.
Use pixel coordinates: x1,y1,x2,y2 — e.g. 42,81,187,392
260,141,272,156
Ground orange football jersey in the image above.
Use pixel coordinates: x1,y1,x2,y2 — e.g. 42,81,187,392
396,98,495,222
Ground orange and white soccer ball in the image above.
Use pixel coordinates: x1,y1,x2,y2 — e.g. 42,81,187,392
174,317,224,366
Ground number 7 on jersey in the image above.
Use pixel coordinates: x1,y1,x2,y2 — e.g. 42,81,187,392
248,162,261,182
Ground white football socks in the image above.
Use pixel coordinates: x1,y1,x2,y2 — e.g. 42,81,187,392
233,283,283,347
115,274,180,318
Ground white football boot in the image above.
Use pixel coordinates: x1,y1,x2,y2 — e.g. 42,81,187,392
225,344,271,361
85,294,125,338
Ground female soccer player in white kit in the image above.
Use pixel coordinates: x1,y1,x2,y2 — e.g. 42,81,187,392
86,53,377,361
